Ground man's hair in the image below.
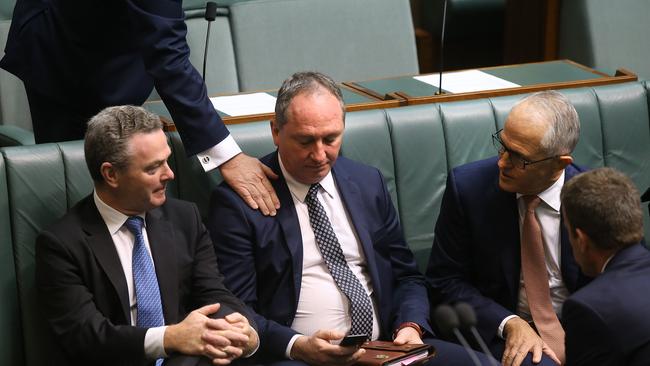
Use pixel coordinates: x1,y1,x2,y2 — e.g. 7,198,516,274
274,71,345,129
561,167,644,251
516,90,580,156
84,105,163,182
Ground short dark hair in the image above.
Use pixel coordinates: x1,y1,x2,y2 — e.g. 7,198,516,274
84,105,163,182
274,71,345,129
561,167,644,250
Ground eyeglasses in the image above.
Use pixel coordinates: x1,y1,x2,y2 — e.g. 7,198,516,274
491,129,557,170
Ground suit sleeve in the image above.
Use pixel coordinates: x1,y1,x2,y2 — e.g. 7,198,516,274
208,186,298,360
184,202,257,328
426,169,513,343
371,170,433,336
126,0,229,156
35,231,147,364
563,297,622,366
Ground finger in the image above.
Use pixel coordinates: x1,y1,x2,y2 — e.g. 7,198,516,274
201,332,232,349
512,350,528,366
224,312,246,323
235,185,261,212
531,342,543,363
259,164,280,209
250,177,276,216
542,345,561,365
314,329,345,341
204,343,230,360
196,303,221,316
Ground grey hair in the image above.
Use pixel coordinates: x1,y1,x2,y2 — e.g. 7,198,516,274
84,105,163,182
517,90,580,156
275,71,345,129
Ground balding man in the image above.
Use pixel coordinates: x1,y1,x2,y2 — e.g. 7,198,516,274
427,91,591,366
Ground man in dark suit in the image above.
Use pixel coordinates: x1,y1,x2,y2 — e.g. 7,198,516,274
35,105,259,366
1,0,279,216
427,91,590,366
561,167,650,366
208,71,491,365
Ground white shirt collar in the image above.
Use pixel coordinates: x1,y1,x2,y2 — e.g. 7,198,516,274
93,190,146,234
517,170,565,212
278,153,336,203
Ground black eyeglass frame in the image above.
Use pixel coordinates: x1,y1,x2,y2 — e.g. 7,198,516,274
491,129,558,170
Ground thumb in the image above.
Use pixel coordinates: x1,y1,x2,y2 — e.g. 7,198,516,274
195,303,221,316
315,329,345,341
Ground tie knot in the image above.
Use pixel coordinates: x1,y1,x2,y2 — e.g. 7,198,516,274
307,183,321,201
522,195,541,212
125,216,144,236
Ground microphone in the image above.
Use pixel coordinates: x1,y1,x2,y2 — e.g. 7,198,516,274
202,2,218,81
455,302,499,366
435,0,449,95
433,305,482,366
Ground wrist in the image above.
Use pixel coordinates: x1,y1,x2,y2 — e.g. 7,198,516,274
393,322,423,339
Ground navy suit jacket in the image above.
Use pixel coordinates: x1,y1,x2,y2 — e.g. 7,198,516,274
208,152,432,360
563,243,650,366
426,156,589,345
35,196,253,366
1,0,227,155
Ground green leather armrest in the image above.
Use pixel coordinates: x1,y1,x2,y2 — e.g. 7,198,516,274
0,125,35,147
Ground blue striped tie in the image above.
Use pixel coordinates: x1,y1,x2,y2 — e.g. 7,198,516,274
125,216,164,366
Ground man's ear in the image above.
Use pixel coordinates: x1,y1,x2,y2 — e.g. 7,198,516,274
270,119,280,147
574,227,591,253
100,162,120,188
557,155,573,169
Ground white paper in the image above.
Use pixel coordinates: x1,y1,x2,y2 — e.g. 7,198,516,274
210,92,277,116
414,70,520,93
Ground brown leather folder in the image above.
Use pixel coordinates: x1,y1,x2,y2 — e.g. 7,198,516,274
355,341,435,366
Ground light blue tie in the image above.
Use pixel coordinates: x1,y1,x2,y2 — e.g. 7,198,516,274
125,216,164,366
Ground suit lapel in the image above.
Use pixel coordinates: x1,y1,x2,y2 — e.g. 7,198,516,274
146,207,178,324
493,181,521,306
82,197,131,323
332,163,382,303
266,153,304,301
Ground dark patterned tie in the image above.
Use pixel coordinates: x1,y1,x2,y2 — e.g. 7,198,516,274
125,216,165,366
305,183,373,339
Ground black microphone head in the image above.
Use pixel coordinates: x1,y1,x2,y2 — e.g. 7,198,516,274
454,302,477,330
205,2,218,21
433,304,460,338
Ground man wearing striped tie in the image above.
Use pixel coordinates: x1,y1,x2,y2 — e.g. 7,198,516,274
36,105,258,366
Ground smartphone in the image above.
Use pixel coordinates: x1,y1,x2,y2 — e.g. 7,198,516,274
339,334,367,347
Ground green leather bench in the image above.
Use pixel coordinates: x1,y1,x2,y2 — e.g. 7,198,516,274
1,81,649,365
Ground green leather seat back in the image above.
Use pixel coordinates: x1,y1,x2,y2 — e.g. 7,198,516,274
440,99,498,170
341,109,398,210
0,152,24,366
2,144,70,366
58,141,93,207
559,0,650,79
228,0,418,91
386,104,446,270
0,20,32,133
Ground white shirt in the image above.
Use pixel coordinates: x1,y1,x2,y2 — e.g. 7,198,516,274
279,155,380,358
93,191,167,359
498,171,570,337
196,135,241,172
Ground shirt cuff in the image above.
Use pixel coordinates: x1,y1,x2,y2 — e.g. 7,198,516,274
285,334,304,359
195,135,242,172
244,328,260,358
145,326,168,359
498,315,519,339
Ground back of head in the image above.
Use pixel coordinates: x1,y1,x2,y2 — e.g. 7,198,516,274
561,167,644,251
516,90,580,156
84,105,163,182
275,71,345,129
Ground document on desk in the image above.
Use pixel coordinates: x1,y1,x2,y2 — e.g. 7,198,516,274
414,70,520,93
210,92,277,116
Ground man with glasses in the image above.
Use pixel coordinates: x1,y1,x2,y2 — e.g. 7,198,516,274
427,91,590,366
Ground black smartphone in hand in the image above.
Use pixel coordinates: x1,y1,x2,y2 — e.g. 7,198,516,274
339,334,367,347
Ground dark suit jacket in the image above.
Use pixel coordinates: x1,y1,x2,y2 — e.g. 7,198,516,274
1,0,227,155
35,195,253,366
563,243,650,366
208,152,432,360
426,156,589,345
